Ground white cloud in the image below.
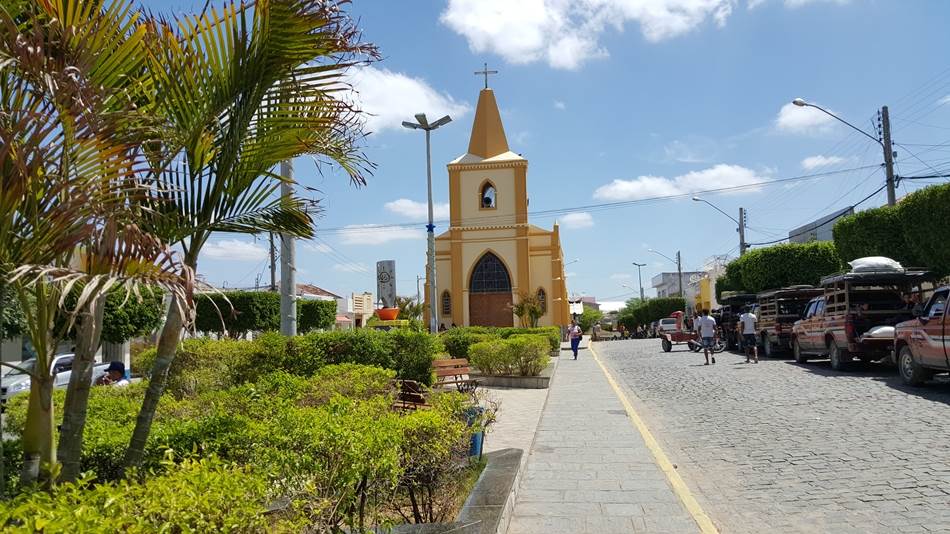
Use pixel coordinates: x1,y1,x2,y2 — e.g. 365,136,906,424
441,0,737,70
800,154,848,170
938,94,950,106
593,164,766,201
384,199,450,221
609,273,632,280
784,0,849,7
664,137,717,163
775,102,836,134
202,239,267,262
333,262,369,273
302,242,333,254
560,212,594,229
565,271,577,278
553,100,566,110
338,224,424,245
347,66,471,133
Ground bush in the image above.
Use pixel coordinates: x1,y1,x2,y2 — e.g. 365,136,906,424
467,334,549,376
387,329,441,385
577,307,603,333
617,297,686,330
441,326,561,357
896,183,950,275
101,286,165,344
715,241,842,296
194,291,281,337
298,299,337,333
0,457,281,533
832,206,919,267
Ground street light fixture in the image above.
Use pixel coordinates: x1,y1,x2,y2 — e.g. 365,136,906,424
692,197,746,255
791,97,896,206
403,112,452,333
630,262,646,301
648,248,683,300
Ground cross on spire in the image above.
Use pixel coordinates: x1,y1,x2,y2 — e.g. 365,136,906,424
474,62,498,89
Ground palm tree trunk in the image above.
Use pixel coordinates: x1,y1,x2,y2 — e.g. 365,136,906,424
20,373,56,486
123,295,184,469
56,293,106,482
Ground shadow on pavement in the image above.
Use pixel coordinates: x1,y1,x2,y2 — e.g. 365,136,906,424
787,359,950,405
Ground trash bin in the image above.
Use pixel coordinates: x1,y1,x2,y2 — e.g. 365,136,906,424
464,406,486,459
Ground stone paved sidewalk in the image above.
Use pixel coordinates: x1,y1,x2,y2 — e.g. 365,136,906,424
506,345,701,534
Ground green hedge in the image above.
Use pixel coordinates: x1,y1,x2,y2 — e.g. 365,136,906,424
714,241,842,296
467,334,549,376
135,328,440,394
194,291,281,337
833,206,921,268
440,326,560,358
298,299,337,332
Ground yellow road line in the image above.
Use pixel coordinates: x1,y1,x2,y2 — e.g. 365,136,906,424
588,343,720,534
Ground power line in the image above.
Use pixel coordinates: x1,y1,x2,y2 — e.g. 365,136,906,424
311,164,880,235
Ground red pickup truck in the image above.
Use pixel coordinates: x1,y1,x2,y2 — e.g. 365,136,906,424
893,286,949,386
791,269,933,370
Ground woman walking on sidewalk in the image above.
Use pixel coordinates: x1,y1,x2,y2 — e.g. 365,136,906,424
568,320,583,359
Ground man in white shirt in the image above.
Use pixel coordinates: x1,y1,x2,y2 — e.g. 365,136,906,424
739,306,759,364
696,310,718,365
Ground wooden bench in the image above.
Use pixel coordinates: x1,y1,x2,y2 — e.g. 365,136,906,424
433,358,479,394
392,379,430,411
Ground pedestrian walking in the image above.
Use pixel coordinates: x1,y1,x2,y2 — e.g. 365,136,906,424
696,309,718,365
739,306,759,363
568,320,582,359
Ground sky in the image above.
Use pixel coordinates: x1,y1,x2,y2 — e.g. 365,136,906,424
150,0,950,305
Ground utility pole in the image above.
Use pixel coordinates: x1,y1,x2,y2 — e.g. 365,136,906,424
416,275,423,307
676,250,684,299
268,232,277,291
738,207,747,256
631,262,646,301
279,160,297,336
881,106,897,206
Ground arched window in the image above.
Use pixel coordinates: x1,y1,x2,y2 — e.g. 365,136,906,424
441,291,451,317
537,288,547,314
480,181,496,209
469,252,511,293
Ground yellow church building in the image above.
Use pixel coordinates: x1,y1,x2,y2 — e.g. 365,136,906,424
425,85,570,328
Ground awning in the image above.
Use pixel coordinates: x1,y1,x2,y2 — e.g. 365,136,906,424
335,315,352,322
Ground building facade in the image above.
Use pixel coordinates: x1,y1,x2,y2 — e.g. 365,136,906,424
788,206,854,243
651,271,705,299
427,86,570,328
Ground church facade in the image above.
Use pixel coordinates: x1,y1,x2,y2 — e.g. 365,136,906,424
426,86,570,328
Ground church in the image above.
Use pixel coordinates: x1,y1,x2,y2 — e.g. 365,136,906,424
425,81,570,328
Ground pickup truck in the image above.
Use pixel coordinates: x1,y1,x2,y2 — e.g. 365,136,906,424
2,354,110,403
756,285,823,357
893,286,949,386
791,269,933,370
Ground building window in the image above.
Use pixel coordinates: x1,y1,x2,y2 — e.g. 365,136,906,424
537,288,547,314
480,181,496,209
441,291,451,317
470,252,512,293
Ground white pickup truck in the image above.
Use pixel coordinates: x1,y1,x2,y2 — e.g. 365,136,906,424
2,354,110,403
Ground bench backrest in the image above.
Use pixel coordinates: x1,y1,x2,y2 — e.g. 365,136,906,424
433,358,471,378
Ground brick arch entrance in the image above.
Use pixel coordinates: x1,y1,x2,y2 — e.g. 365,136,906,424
468,252,513,327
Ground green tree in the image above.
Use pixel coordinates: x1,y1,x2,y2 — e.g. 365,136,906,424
124,0,377,469
396,296,424,321
299,299,337,332
577,307,603,333
511,291,543,328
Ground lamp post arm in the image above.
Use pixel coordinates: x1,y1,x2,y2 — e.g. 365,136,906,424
697,198,739,225
804,103,883,147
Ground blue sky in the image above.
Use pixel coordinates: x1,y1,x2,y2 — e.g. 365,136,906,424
151,0,950,305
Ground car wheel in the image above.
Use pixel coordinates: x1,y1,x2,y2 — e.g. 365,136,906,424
829,340,850,371
661,338,672,353
898,345,933,386
762,335,773,358
793,338,808,364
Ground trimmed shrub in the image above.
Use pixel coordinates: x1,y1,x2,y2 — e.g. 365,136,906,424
298,299,337,333
441,326,561,357
467,334,549,376
467,338,506,375
717,241,842,295
194,291,280,337
101,286,165,344
897,183,950,275
0,457,280,533
833,206,920,267
387,329,441,385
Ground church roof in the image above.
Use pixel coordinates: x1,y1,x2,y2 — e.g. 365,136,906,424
449,150,525,165
464,88,513,160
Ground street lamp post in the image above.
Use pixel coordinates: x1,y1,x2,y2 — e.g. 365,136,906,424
631,262,645,301
403,113,452,333
792,98,896,206
648,248,683,299
692,197,746,255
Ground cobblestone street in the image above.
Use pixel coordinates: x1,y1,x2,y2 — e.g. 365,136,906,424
597,339,950,534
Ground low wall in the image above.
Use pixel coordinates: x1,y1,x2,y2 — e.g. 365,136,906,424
470,358,557,389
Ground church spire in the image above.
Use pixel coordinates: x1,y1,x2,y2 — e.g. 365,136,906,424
467,87,510,159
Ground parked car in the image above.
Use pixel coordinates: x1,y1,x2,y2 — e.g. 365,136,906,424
756,285,823,357
717,292,757,350
893,286,949,385
791,268,934,370
2,354,111,403
657,317,679,334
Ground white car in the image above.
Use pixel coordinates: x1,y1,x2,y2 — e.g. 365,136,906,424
658,317,679,333
2,355,110,403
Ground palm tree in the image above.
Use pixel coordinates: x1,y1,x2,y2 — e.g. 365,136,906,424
0,0,191,484
123,0,376,468
396,296,425,321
